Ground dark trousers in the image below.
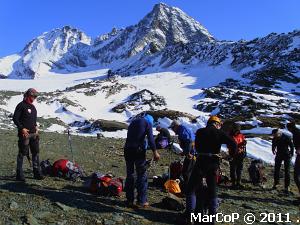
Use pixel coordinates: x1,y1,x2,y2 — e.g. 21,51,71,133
182,156,196,191
17,134,41,178
295,155,300,193
230,154,245,184
125,158,148,204
186,158,219,223
274,155,291,188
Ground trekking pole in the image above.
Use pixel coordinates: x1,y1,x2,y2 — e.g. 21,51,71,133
67,129,75,163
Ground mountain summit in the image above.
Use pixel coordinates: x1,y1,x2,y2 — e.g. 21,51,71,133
0,3,299,81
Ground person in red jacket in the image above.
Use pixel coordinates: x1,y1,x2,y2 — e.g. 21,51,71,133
229,123,247,189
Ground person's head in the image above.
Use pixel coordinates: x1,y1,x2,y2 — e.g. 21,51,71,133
156,124,162,131
231,123,241,135
144,114,154,127
207,115,222,129
287,122,296,132
24,88,38,103
169,119,180,132
272,129,282,138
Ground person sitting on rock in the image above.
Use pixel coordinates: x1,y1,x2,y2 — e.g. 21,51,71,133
272,129,294,193
155,124,171,149
124,114,160,208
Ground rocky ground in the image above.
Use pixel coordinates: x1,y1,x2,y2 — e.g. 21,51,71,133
0,130,299,225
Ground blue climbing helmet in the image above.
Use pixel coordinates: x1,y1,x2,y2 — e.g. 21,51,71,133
144,114,154,127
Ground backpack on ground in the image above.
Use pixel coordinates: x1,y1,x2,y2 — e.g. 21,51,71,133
164,179,181,195
52,159,84,181
161,192,184,211
86,172,123,197
108,178,123,196
216,167,229,185
170,160,183,180
248,159,266,185
40,159,53,176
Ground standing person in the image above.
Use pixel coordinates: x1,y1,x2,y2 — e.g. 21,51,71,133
155,124,171,149
286,122,300,197
272,129,294,193
124,114,160,208
229,123,247,189
185,116,237,224
169,120,195,188
13,88,44,181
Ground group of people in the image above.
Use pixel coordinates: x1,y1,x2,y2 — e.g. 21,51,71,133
123,113,300,224
12,88,300,225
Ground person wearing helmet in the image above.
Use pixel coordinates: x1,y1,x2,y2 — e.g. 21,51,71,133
124,113,160,208
184,115,237,224
287,122,300,199
169,119,196,189
272,129,294,193
13,88,44,181
229,123,247,189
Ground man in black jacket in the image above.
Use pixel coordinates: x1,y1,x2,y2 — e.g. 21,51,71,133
13,88,43,181
272,129,294,193
185,116,237,224
287,122,300,197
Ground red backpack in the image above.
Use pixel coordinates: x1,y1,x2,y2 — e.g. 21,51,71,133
52,159,83,181
88,173,123,196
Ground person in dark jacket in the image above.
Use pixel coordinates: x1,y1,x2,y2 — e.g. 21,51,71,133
272,129,294,193
124,114,160,208
155,124,171,149
13,88,44,181
185,116,237,224
287,122,300,197
169,120,195,188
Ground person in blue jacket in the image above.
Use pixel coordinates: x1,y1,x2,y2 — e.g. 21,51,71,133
169,120,196,188
124,114,160,208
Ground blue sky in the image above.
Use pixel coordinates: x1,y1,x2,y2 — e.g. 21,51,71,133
0,0,299,57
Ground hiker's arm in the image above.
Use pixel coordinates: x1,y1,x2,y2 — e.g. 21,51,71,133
272,139,277,155
146,124,160,161
146,124,156,152
13,104,24,130
288,138,294,157
194,130,201,152
222,132,237,156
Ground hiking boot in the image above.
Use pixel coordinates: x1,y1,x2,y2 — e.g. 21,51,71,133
33,173,45,180
236,182,244,189
137,202,150,208
125,201,137,209
16,175,25,182
284,187,290,194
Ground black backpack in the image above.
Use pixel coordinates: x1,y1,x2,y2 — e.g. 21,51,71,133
40,159,53,176
248,159,265,185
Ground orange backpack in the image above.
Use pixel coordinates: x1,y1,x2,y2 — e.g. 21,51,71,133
233,133,246,155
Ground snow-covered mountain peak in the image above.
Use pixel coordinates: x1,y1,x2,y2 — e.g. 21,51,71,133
137,2,215,46
6,26,91,79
